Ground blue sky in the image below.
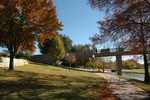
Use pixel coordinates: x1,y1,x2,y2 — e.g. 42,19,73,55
53,0,104,45
34,0,105,54
0,0,104,54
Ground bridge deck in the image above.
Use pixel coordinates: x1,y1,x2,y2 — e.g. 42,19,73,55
75,51,147,59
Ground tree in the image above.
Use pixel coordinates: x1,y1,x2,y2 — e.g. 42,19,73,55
71,44,92,67
94,58,102,72
0,0,62,70
86,60,95,71
39,34,73,54
71,44,91,53
15,50,33,60
2,49,10,56
148,54,150,65
107,61,116,69
48,35,66,61
122,59,143,69
85,58,104,72
89,0,150,82
60,34,73,53
64,54,77,71
38,39,53,54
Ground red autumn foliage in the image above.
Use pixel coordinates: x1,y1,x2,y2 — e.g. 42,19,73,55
72,55,77,63
65,54,77,63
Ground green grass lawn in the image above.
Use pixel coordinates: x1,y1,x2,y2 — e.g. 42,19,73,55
0,62,104,100
122,69,150,74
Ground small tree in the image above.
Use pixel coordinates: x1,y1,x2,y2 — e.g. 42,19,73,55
107,61,116,69
64,54,77,71
102,57,112,72
86,58,100,72
100,58,105,73
48,35,66,65
86,60,94,71
94,59,101,72
2,49,10,56
71,44,92,67
15,50,33,60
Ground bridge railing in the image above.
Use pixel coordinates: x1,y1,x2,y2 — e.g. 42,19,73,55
71,48,124,55
97,48,125,54
68,48,150,57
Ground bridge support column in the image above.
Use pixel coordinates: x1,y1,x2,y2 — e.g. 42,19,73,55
116,55,122,75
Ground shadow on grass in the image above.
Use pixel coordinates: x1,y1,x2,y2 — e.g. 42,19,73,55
56,65,105,74
0,68,104,100
29,62,91,73
29,62,104,74
29,62,50,66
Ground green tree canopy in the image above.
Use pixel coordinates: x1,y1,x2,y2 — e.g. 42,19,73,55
60,34,73,53
2,49,10,56
71,44,91,53
48,35,66,60
15,50,33,60
71,44,91,67
39,34,73,54
39,39,53,54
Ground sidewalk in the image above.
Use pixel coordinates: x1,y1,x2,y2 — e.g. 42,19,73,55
78,68,150,100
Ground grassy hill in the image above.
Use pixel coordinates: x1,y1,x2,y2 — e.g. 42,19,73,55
0,62,104,100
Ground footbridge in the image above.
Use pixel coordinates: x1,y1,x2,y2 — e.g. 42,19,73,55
73,48,149,75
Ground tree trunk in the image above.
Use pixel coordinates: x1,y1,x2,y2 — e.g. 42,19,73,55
55,60,58,66
93,67,94,72
139,11,149,82
143,54,150,83
98,68,100,72
9,53,15,70
84,59,86,68
69,63,71,72
103,65,104,73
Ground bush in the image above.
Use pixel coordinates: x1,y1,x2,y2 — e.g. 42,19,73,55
61,59,78,68
15,51,32,60
122,59,138,69
0,53,8,57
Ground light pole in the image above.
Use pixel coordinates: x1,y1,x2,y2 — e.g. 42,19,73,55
92,54,95,71
92,54,95,58
92,54,95,62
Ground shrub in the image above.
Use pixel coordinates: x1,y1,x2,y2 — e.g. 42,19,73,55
0,53,8,57
15,51,33,60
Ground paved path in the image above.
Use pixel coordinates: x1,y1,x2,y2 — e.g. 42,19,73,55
78,69,150,100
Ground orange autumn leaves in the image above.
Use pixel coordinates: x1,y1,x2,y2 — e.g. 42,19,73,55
0,0,62,54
